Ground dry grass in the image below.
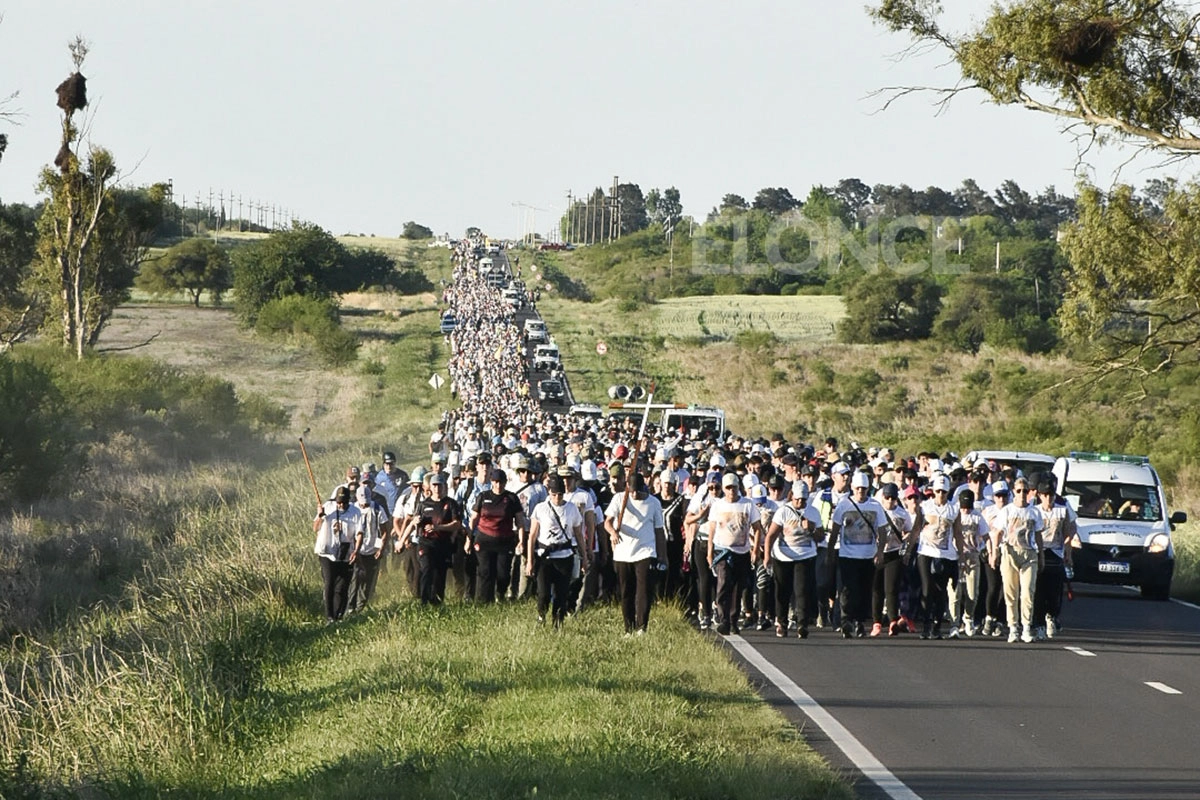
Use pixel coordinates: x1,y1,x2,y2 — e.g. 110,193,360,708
653,295,845,341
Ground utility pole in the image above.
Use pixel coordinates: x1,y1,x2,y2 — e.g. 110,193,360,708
608,175,620,242
565,190,573,244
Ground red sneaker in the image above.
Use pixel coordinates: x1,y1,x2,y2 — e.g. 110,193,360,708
869,622,883,637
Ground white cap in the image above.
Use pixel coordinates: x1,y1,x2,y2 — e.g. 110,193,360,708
932,475,952,493
791,480,810,500
851,471,871,490
750,484,768,500
742,473,760,491
659,469,676,487
710,453,727,468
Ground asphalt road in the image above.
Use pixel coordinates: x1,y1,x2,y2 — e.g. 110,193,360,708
724,584,1200,799
494,249,574,414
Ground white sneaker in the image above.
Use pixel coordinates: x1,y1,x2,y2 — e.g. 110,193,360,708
947,626,961,639
1046,615,1058,639
1021,628,1035,643
964,620,977,637
1008,629,1020,643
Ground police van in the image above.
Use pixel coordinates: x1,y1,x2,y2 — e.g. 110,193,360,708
1052,452,1187,600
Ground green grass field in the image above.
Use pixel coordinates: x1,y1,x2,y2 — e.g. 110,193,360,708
653,295,844,342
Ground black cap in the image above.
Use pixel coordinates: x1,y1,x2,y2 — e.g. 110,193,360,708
958,489,975,508
489,468,506,483
879,482,899,499
546,475,566,493
383,451,396,464
334,487,352,503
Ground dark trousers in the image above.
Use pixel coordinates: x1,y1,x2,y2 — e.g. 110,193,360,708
418,539,453,605
348,553,382,613
772,557,815,627
714,551,751,628
754,566,773,621
918,555,957,626
1033,551,1065,622
691,539,714,620
452,531,475,601
839,557,875,627
872,551,903,624
815,547,834,624
402,545,420,598
980,556,1004,622
658,534,686,603
616,558,653,632
475,546,515,604
536,556,574,622
320,559,353,621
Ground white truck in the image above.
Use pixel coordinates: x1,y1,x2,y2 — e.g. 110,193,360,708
1053,451,1188,600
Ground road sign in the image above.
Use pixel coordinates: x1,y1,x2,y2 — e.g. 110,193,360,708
428,373,445,390
596,341,608,355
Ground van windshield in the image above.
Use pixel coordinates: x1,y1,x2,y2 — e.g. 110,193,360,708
664,412,721,436
1063,481,1162,522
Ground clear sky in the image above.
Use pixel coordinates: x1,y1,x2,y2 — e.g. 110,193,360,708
0,1,1187,239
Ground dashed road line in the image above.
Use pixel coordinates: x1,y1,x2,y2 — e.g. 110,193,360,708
1064,646,1097,657
726,635,923,800
1145,681,1182,695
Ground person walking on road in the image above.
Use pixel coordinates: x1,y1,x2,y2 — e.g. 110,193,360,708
605,472,667,635
915,475,966,640
1032,477,1074,640
763,480,824,638
706,472,762,636
829,471,889,639
993,477,1045,643
872,482,913,636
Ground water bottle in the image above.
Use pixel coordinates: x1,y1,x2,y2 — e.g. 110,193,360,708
1064,565,1074,581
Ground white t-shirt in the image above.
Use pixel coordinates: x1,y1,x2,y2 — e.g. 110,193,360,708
1037,501,1075,557
917,499,958,559
686,486,716,540
355,502,391,555
530,500,584,559
831,495,888,559
313,502,362,561
606,493,664,563
708,496,760,554
996,502,1044,551
879,503,913,554
958,508,989,554
770,503,823,561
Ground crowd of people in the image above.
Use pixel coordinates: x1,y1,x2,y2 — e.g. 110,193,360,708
310,236,1078,644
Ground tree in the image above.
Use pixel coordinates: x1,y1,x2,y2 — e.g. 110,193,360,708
870,1,1200,154
1059,183,1200,380
647,186,683,230
720,194,749,213
838,270,942,343
231,223,344,323
0,202,39,352
401,221,433,239
616,183,649,235
834,178,873,220
136,237,231,307
953,179,997,217
935,272,1057,355
752,187,800,215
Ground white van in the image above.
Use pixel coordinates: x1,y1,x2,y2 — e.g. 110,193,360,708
533,344,560,372
523,319,548,343
479,257,495,274
1052,452,1187,600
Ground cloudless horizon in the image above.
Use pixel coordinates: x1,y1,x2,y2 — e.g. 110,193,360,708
0,1,1192,240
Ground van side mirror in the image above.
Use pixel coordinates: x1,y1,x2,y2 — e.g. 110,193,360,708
1169,510,1188,527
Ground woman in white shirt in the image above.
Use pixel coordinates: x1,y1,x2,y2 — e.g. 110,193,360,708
991,477,1045,643
916,475,965,639
763,481,824,639
605,472,667,635
527,474,586,627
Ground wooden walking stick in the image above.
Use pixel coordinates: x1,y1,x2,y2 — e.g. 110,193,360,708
298,427,322,506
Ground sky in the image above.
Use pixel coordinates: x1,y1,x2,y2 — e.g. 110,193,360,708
0,1,1190,240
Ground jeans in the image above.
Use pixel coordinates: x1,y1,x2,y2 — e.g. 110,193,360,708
1002,545,1039,631
872,551,903,624
772,557,815,628
536,556,574,623
475,546,516,604
348,552,382,613
320,559,353,621
714,551,751,628
691,539,714,621
615,558,653,632
839,557,874,627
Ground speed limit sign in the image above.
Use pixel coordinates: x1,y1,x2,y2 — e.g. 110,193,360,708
596,340,608,355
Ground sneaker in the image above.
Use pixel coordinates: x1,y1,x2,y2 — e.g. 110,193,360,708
990,620,1005,638
870,622,884,637
887,620,899,637
537,615,546,624
841,624,853,639
854,621,866,638
797,626,809,640
964,620,977,637
635,628,646,636
1046,615,1058,639
716,622,731,636
1008,629,1020,643
1034,626,1047,642
931,623,944,640
699,617,712,631
775,623,785,638
920,623,931,640
757,618,772,632
899,615,917,634
947,626,961,639
1021,628,1034,643
981,617,994,637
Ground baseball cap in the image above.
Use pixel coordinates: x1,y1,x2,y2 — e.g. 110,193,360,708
721,472,738,489
608,462,624,477
613,444,628,459
429,472,447,486
931,475,951,493
750,484,767,501
432,451,447,463
659,469,676,487
706,470,722,485
488,468,507,483
902,485,919,500
851,471,871,490
991,480,1011,496
879,483,899,500
346,465,361,479
334,486,352,503
791,480,810,500
382,451,396,464
831,462,851,476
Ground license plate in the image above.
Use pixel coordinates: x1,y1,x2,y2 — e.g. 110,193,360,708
1099,561,1130,574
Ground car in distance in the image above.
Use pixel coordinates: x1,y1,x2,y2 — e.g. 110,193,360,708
538,379,565,402
1052,452,1188,600
439,314,458,335
523,319,548,343
533,344,560,372
568,403,604,420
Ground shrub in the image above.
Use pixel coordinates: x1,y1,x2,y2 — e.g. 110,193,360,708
255,295,359,366
0,356,75,503
838,270,942,343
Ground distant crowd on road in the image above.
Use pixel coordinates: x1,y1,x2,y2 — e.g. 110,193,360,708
311,235,1078,644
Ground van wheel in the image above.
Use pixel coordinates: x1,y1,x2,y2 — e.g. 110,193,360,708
1140,582,1171,601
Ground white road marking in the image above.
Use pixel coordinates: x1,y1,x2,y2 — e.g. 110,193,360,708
1064,646,1097,657
726,635,922,800
1145,682,1182,695
1170,597,1200,612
